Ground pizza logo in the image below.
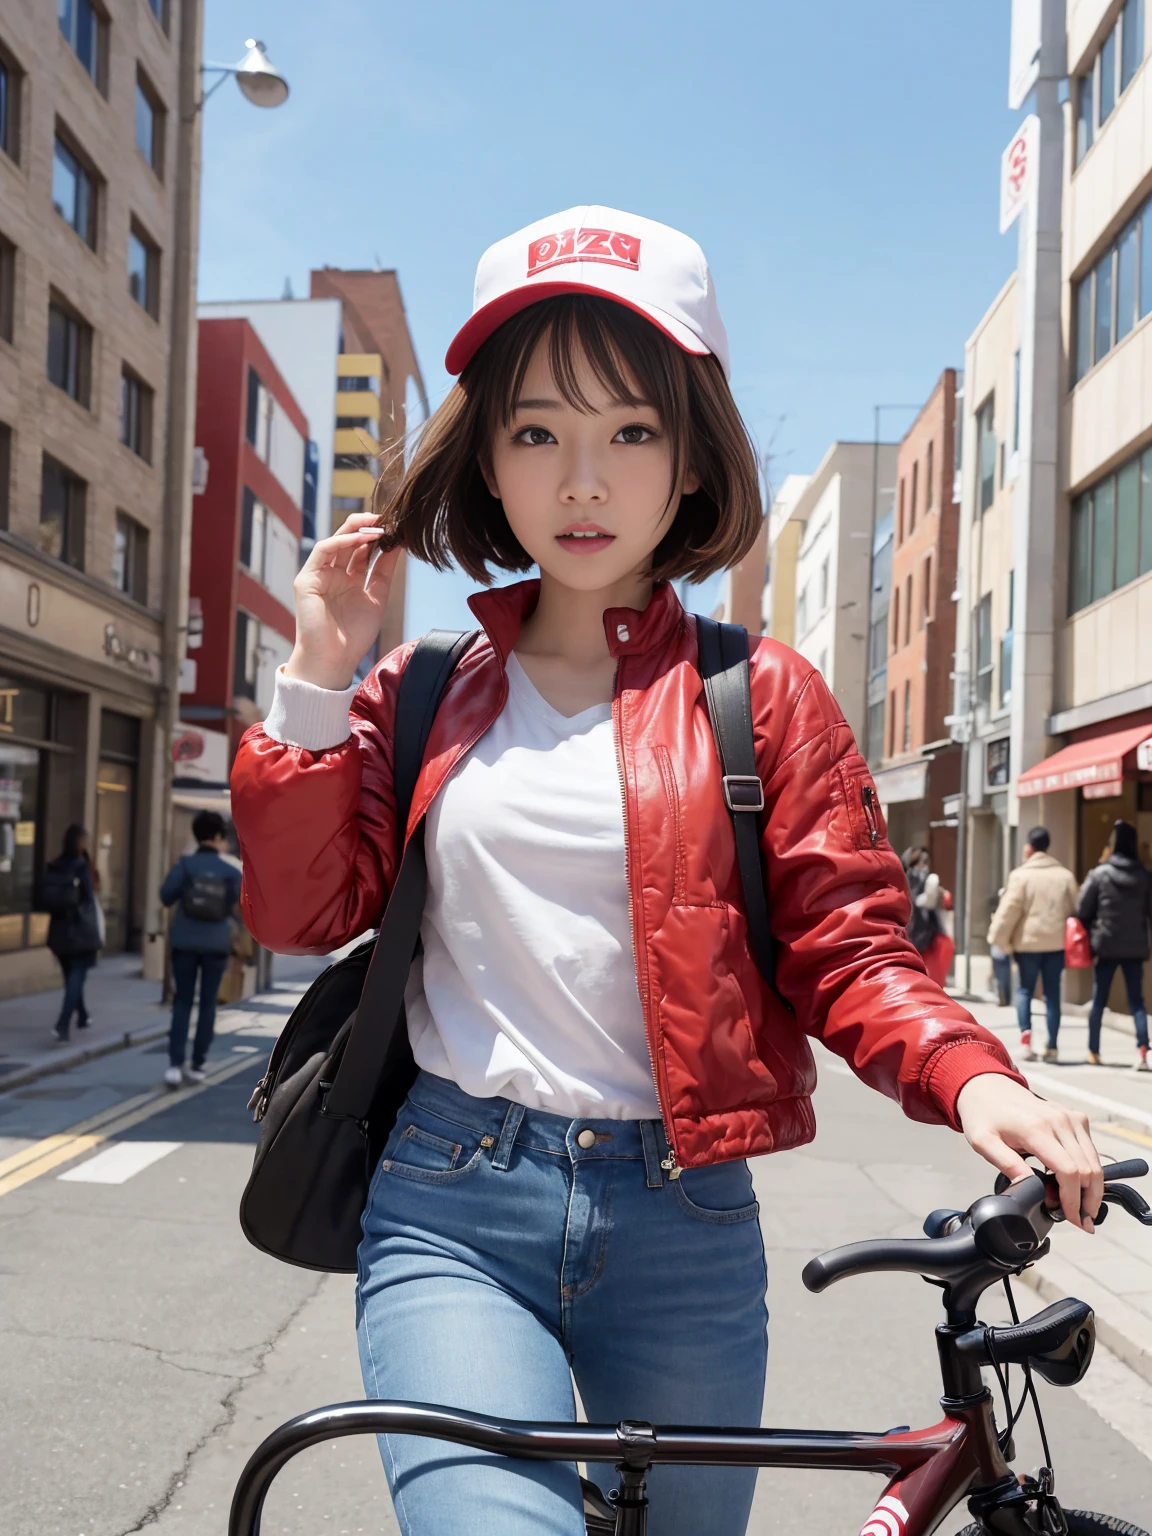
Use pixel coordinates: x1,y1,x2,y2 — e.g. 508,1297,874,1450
860,1494,909,1536
526,227,641,276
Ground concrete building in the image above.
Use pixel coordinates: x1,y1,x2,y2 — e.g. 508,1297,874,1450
876,370,963,888
0,0,202,997
865,503,894,767
196,296,340,546
762,473,811,646
186,318,307,766
309,268,428,659
787,443,897,745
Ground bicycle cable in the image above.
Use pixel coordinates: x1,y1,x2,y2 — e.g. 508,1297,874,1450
1000,1275,1056,1477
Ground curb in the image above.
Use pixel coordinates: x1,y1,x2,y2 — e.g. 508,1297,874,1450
0,1020,170,1094
1017,1249,1152,1388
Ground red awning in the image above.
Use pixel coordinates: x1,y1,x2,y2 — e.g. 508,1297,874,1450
1016,724,1152,799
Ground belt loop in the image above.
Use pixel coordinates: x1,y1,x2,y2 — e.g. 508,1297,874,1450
640,1120,665,1189
491,1101,525,1172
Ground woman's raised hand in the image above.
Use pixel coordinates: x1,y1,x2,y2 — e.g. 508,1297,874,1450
283,513,400,690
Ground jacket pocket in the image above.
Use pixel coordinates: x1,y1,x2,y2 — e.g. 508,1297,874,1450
654,745,687,903
836,763,886,852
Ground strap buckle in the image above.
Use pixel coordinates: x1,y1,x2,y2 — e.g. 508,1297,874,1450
722,774,764,813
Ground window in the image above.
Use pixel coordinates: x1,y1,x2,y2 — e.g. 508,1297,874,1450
1121,0,1144,91
975,593,993,707
1116,457,1140,587
903,574,912,647
1000,571,1014,709
120,368,153,461
902,680,912,753
890,584,900,652
1074,273,1094,382
52,134,97,249
336,416,376,431
867,699,885,764
333,453,378,473
921,553,933,626
869,613,886,675
148,0,169,31
818,556,830,613
887,690,896,757
909,461,918,534
1076,69,1094,164
1095,247,1114,363
986,737,1011,788
0,44,22,164
795,584,807,639
239,487,266,577
47,295,92,406
331,495,365,513
977,395,995,514
112,512,148,603
1117,218,1138,342
897,479,905,544
0,234,13,344
127,222,159,318
246,367,261,445
926,441,934,509
58,0,107,92
234,611,258,701
40,453,86,569
1101,24,1118,123
135,71,164,177
1012,350,1021,453
1092,474,1116,602
0,420,10,529
337,375,380,394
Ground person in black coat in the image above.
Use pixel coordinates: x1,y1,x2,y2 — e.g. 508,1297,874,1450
1077,819,1152,1070
42,824,102,1043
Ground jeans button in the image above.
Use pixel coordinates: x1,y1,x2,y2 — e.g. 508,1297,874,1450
576,1128,597,1149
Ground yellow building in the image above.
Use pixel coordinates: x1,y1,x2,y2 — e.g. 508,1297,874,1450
332,351,383,513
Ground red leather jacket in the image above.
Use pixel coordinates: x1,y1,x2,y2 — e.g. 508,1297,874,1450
231,579,1021,1168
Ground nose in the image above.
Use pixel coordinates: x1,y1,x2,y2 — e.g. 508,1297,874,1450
558,441,608,506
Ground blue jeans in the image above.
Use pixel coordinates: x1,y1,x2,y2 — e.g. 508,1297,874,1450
56,958,92,1032
356,1071,769,1536
1088,959,1150,1053
1015,950,1065,1047
168,949,228,1068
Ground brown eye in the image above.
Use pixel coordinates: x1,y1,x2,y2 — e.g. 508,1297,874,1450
615,424,656,445
516,426,555,447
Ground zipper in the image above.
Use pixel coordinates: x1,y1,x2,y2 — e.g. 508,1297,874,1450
860,783,880,847
612,663,679,1174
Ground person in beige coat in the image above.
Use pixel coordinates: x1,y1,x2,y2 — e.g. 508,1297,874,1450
988,827,1080,1062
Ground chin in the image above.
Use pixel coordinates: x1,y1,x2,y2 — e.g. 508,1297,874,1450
535,554,641,591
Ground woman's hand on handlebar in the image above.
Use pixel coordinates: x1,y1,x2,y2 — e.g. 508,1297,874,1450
283,512,400,691
955,1073,1104,1233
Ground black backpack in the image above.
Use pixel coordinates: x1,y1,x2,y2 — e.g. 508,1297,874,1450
180,866,232,924
39,862,84,917
239,619,777,1273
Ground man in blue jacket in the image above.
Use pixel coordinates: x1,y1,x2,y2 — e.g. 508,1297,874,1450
160,810,243,1088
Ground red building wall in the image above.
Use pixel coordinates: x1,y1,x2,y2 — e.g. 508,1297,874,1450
189,319,308,756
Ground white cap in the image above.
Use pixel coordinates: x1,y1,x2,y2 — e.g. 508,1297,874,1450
445,205,730,379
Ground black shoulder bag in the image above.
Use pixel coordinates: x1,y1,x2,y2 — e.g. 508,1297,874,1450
239,629,477,1273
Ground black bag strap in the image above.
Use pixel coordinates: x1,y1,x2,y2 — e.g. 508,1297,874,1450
323,629,478,1120
695,615,783,1003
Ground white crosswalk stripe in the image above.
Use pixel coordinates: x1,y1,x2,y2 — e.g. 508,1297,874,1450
58,1141,182,1184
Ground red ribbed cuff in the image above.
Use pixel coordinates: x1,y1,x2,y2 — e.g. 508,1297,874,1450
922,1040,1029,1130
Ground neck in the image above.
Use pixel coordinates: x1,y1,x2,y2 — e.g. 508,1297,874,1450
518,567,655,663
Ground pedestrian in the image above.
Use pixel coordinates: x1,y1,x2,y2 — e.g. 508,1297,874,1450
159,809,242,1089
988,826,1080,1063
1076,819,1152,1070
231,206,1103,1536
41,823,102,1043
901,845,955,988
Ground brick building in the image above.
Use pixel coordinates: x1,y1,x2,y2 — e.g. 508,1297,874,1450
875,370,962,890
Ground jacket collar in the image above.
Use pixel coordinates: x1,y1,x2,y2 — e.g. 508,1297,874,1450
1024,851,1059,868
467,577,685,665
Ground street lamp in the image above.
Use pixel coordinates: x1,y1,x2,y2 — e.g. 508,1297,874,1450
195,39,290,114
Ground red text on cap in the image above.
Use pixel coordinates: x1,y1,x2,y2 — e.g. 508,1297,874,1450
526,228,642,277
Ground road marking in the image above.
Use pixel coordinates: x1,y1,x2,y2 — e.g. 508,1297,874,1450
0,1051,261,1200
59,1140,181,1184
1023,1069,1152,1132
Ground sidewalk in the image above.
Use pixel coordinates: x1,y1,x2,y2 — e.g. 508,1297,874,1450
0,951,322,1093
965,994,1152,1384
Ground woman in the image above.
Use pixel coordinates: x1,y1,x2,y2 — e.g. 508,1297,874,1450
42,823,101,1043
1077,819,1152,1070
901,844,955,989
231,207,1103,1536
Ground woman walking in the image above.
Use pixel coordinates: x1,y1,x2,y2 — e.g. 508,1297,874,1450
41,824,102,1043
232,206,1103,1536
901,845,955,988
1077,819,1152,1070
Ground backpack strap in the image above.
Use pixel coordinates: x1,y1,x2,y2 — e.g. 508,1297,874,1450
323,629,478,1121
695,615,784,1005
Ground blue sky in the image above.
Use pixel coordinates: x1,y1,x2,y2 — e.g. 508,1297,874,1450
199,0,1022,635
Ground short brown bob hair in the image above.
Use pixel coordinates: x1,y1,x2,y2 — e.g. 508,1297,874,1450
373,294,762,585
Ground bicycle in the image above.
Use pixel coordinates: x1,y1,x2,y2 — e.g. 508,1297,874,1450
230,1158,1152,1536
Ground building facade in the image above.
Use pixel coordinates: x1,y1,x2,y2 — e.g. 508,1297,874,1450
787,443,897,745
762,473,810,646
876,370,962,887
187,318,307,762
309,268,427,659
0,0,201,997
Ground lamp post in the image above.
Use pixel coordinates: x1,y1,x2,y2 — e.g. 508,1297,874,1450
192,39,290,116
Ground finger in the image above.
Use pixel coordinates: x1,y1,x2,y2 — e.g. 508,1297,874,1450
1028,1126,1094,1230
303,530,385,574
967,1129,1032,1186
1055,1113,1101,1230
333,511,383,537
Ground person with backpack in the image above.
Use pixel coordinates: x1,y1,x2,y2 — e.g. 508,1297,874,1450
159,809,242,1088
1077,819,1152,1071
42,823,102,1043
901,845,955,988
230,207,1104,1536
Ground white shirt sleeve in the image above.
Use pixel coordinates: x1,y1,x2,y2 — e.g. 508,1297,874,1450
262,666,359,750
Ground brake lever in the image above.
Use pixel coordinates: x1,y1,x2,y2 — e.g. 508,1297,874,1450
1101,1182,1152,1226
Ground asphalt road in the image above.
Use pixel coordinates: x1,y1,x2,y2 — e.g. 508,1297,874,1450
2,976,1151,1536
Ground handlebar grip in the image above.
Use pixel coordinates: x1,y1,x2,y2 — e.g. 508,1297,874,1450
1103,1159,1149,1182
802,1230,977,1294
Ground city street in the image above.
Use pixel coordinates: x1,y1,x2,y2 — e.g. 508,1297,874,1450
3,975,1151,1536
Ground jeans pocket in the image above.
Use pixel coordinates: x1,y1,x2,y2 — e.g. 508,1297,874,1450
379,1112,488,1185
673,1160,760,1225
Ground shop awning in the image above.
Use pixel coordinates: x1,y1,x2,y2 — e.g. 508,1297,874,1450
1016,724,1152,800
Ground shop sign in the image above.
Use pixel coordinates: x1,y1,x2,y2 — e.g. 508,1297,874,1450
1008,0,1042,109
986,736,1011,787
1137,738,1152,771
1000,115,1038,234
172,724,230,787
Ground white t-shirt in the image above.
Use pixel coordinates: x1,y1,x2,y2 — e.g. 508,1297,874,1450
265,653,661,1120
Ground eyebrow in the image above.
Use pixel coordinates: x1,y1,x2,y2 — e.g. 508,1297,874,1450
511,396,656,412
